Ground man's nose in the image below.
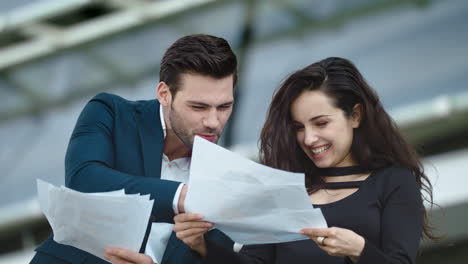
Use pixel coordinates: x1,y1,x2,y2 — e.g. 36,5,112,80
202,109,220,129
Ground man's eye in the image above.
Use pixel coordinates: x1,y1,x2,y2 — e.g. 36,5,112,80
191,106,205,110
218,105,231,110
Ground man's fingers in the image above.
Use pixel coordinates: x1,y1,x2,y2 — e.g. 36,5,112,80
104,247,153,264
105,247,137,259
104,254,134,264
173,221,212,232
175,227,210,240
104,254,133,264
174,213,204,223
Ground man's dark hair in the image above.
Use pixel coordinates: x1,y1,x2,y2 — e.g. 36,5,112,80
159,34,238,97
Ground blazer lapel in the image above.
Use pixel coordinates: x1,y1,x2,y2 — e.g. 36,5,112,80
161,229,235,264
161,231,185,264
136,100,164,178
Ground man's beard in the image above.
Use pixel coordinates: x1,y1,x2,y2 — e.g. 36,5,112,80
169,105,221,148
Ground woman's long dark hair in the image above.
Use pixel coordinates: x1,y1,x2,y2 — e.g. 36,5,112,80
259,57,435,240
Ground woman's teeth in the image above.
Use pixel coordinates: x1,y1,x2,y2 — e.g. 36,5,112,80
312,145,330,154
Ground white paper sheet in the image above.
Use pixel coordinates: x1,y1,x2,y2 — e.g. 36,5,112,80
36,179,154,262
185,137,328,245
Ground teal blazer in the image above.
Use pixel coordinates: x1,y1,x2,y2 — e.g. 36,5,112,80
32,93,233,264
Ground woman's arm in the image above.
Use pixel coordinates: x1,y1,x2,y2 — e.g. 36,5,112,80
301,168,423,264
356,169,423,264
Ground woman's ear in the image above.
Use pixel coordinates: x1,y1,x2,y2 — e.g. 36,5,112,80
351,104,363,128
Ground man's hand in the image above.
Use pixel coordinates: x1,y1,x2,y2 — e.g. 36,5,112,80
178,184,188,214
104,247,154,264
173,213,212,257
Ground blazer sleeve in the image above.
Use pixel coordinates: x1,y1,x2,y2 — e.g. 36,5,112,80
356,168,424,264
203,240,275,264
64,94,180,223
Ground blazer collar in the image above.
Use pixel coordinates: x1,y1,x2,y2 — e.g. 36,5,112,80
161,229,235,263
161,232,185,264
136,100,164,178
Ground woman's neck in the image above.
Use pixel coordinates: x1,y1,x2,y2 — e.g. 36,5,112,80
315,165,370,183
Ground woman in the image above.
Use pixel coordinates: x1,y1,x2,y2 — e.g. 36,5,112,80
105,57,434,264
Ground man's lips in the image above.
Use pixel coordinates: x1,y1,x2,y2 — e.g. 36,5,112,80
197,134,218,142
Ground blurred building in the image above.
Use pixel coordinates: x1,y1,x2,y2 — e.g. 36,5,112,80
0,0,467,263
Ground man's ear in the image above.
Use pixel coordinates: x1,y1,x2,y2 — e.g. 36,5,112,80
156,82,172,106
351,104,363,128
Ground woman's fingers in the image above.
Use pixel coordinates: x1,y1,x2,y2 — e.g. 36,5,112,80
299,227,336,238
300,227,342,252
300,227,365,258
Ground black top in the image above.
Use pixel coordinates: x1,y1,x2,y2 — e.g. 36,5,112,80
203,166,423,264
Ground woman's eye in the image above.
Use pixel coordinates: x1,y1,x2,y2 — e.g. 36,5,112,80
316,122,328,127
293,125,304,131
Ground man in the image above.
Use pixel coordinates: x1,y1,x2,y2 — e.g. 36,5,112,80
30,34,238,264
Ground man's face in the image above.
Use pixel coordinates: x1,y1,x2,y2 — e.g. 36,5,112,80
165,73,234,148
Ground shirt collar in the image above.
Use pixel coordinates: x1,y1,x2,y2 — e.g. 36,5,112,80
160,104,166,139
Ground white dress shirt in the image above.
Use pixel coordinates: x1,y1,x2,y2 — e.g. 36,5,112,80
144,106,189,264
145,105,241,263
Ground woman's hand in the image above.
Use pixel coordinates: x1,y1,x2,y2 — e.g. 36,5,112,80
104,247,154,264
173,213,213,257
300,227,365,263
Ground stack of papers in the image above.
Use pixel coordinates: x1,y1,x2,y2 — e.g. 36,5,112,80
36,137,327,258
36,180,154,261
185,137,328,245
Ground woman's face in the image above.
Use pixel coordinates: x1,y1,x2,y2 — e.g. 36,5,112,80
290,90,360,168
